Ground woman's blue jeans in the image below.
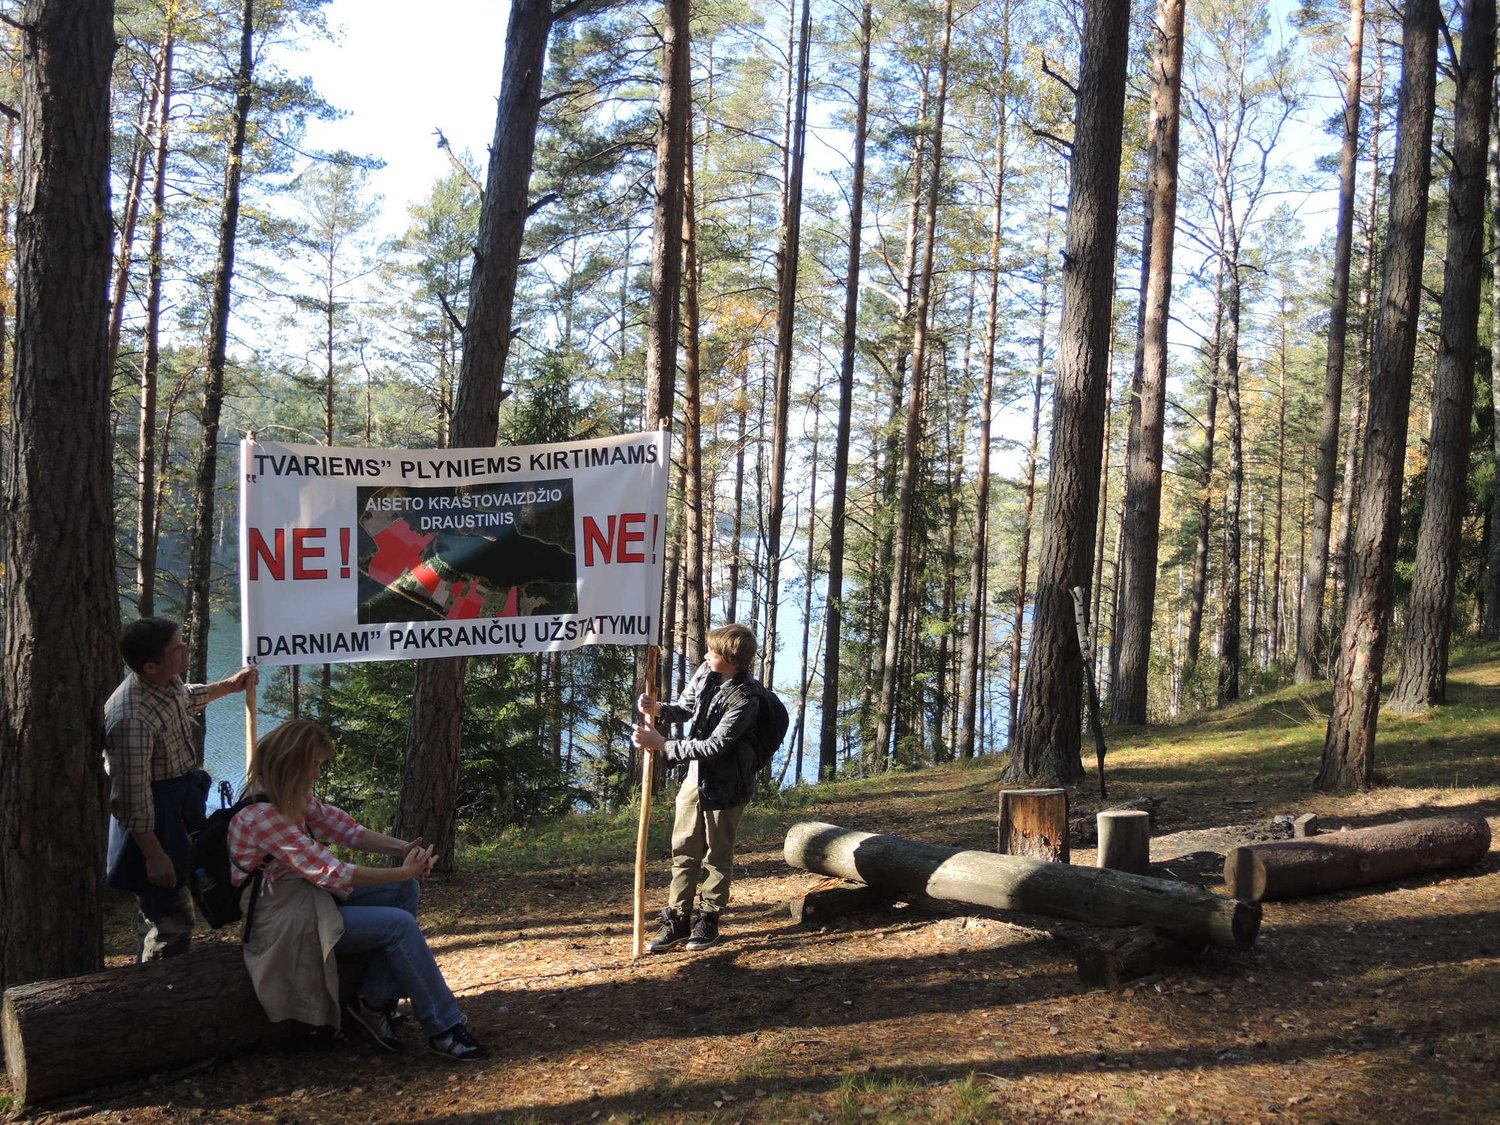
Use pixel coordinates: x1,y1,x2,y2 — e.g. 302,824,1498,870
336,880,462,1037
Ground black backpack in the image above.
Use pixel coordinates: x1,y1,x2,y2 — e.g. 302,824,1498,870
188,793,271,937
748,680,790,771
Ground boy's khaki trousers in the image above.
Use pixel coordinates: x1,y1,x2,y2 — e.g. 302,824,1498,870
667,768,746,915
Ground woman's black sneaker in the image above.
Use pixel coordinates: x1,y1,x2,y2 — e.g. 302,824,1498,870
429,1022,490,1061
685,910,721,950
646,907,691,952
345,997,402,1053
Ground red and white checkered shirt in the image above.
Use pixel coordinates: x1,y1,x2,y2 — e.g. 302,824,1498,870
227,793,364,897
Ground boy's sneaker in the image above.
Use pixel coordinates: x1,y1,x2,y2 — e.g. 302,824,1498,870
646,907,691,953
685,910,721,950
345,997,402,1053
428,1021,490,1061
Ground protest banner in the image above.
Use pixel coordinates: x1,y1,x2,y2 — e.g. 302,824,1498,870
239,432,670,667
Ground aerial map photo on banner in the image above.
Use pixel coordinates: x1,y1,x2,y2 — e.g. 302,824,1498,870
240,431,670,666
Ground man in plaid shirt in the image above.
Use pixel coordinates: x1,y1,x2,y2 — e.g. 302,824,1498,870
103,617,256,960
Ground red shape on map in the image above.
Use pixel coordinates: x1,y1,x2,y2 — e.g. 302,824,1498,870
448,581,485,620
368,520,435,586
498,585,519,617
411,562,442,595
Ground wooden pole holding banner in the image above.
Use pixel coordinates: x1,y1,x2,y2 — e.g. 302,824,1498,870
245,691,258,776
632,645,660,958
244,431,259,778
632,416,671,958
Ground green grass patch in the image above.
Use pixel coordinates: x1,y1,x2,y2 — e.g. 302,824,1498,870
455,655,1500,873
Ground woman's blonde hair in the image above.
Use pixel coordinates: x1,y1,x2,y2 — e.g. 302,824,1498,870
247,719,334,817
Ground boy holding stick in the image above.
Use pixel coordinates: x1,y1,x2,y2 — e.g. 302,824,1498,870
632,624,761,951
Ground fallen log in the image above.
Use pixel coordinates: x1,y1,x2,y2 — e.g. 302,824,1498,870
1074,925,1203,988
1,943,296,1106
1224,814,1492,903
789,878,890,926
784,821,1260,950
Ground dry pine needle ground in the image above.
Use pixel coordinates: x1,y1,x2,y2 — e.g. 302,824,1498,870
5,658,1500,1124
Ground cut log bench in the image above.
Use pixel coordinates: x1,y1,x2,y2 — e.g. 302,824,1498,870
1,944,296,1106
1224,814,1492,902
785,821,1260,950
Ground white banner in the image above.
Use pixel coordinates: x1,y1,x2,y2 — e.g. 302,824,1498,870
239,432,670,667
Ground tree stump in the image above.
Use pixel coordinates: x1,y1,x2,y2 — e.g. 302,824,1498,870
998,788,1069,863
1,943,298,1105
1224,814,1491,902
785,821,1259,949
1097,809,1152,875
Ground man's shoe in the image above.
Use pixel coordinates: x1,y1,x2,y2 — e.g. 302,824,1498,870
345,997,402,1053
646,907,691,953
685,909,721,950
429,1022,490,1061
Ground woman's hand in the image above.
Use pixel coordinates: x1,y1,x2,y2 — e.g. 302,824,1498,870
400,843,436,881
636,693,660,719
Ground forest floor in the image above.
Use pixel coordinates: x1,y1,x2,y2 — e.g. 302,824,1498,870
7,653,1500,1124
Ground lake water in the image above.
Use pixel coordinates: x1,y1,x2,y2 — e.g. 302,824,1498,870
197,615,1017,794
200,616,274,795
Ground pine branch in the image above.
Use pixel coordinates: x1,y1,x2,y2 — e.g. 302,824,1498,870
432,128,484,197
438,292,465,336
1040,55,1077,98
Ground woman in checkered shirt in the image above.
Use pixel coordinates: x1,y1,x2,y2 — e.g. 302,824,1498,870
228,719,489,1061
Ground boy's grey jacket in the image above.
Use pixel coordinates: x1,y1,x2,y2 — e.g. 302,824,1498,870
659,659,761,810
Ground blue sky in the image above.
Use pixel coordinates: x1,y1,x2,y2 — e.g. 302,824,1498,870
293,0,512,236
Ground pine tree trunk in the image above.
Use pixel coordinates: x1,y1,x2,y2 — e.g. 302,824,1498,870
0,0,118,990
763,0,812,691
1483,50,1500,640
818,0,871,781
185,0,255,695
1006,0,1131,786
1333,34,1386,634
727,361,746,617
794,398,821,783
643,0,690,427
935,398,961,764
1388,0,1494,711
1112,0,1185,725
681,139,706,662
959,2,1011,759
397,0,554,863
1010,185,1055,746
1298,0,1365,683
875,0,954,770
136,20,175,618
108,42,164,379
1219,255,1244,704
865,71,929,759
1092,355,1114,690
1184,266,1223,674
1271,309,1288,664
1320,0,1439,791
